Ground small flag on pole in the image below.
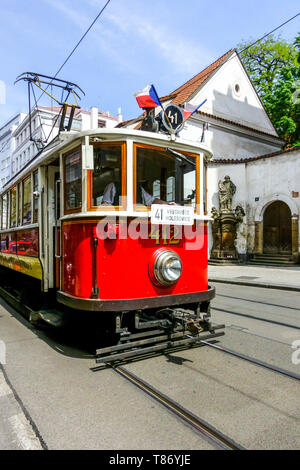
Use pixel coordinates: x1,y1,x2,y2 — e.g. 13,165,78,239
134,84,162,109
183,99,207,121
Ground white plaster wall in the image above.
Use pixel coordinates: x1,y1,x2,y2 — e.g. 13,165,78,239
206,150,300,256
189,53,277,135
246,150,300,253
180,122,281,159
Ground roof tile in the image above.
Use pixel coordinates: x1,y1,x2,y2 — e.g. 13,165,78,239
163,49,235,105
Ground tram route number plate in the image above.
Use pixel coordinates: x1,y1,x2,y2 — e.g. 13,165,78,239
150,204,194,226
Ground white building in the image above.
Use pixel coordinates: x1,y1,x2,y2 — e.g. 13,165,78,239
10,105,121,179
0,113,26,190
120,49,299,263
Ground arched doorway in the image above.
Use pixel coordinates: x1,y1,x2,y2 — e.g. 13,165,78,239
263,201,292,254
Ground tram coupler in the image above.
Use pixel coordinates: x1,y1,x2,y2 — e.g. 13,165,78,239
134,311,173,330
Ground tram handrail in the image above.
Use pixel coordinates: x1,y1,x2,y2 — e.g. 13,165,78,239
55,179,61,259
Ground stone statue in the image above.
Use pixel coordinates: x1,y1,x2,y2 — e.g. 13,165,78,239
210,176,244,264
218,176,236,212
235,205,245,223
211,206,220,220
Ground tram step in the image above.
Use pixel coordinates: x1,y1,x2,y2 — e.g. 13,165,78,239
36,309,65,327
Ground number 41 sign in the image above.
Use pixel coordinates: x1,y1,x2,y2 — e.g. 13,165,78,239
161,104,184,134
151,204,194,226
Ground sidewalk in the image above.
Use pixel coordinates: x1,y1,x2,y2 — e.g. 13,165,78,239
208,264,300,291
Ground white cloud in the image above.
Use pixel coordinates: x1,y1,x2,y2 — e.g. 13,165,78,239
44,0,213,75
107,9,212,74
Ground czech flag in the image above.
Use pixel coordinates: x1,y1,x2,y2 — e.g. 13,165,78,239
134,84,162,109
183,99,207,120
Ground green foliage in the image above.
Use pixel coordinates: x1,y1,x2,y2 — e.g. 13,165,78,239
238,34,300,146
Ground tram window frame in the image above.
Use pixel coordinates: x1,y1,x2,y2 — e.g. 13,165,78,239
203,164,207,215
1,193,8,230
133,143,200,212
10,186,17,228
17,182,22,226
33,171,39,223
63,146,82,215
22,175,32,225
87,142,126,211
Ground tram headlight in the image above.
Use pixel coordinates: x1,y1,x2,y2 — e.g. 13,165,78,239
153,250,182,286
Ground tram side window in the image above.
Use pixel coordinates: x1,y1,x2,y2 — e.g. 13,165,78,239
92,145,122,206
23,176,32,225
10,187,17,228
33,171,38,223
64,149,82,212
2,193,8,230
17,182,22,226
136,147,197,208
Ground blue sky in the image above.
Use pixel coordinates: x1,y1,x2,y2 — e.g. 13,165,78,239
0,0,299,125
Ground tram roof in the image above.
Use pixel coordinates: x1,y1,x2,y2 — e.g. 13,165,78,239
2,128,213,192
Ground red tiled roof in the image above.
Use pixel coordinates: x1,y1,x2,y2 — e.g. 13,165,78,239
162,49,235,105
210,146,299,164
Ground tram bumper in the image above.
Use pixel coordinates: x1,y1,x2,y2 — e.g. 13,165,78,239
56,285,215,312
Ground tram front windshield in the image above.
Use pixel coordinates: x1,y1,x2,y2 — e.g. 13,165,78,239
136,147,197,207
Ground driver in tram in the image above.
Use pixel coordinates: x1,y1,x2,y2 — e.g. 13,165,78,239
101,181,176,206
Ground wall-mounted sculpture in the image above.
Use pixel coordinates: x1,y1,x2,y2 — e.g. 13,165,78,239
210,176,245,263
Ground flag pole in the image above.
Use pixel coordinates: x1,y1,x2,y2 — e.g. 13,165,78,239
150,84,174,131
182,98,207,124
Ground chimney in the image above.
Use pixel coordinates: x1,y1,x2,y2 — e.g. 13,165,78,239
90,106,99,129
117,107,123,123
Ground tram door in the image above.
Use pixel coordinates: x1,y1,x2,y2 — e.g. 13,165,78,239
47,166,61,291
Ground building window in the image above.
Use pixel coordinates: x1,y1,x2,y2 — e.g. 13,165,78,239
233,82,241,97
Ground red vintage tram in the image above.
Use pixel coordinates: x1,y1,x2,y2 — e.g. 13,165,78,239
0,128,223,357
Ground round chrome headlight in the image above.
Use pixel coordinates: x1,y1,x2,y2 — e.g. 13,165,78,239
154,250,182,286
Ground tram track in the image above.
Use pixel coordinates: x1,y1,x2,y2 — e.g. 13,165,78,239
112,365,244,450
212,306,300,331
200,340,300,381
1,288,299,449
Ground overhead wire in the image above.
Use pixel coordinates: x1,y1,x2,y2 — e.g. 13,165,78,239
23,0,112,149
239,11,300,54
170,11,300,101
36,0,112,105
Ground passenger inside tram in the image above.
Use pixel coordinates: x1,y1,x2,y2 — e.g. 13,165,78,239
101,180,174,206
91,145,196,208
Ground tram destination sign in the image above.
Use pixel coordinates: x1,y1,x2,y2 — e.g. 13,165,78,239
151,204,194,226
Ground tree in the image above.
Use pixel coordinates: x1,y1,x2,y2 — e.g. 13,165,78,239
238,34,300,146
